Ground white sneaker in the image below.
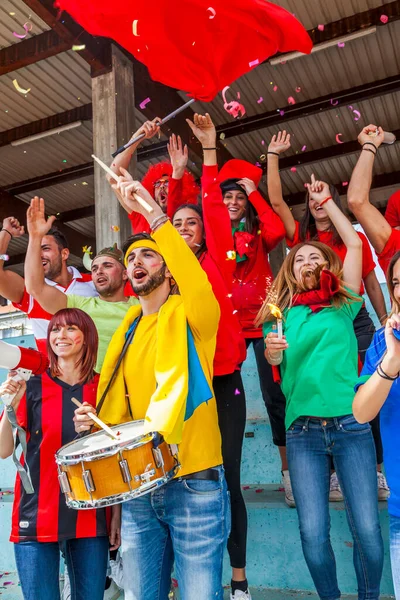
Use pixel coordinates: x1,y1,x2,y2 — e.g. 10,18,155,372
378,471,390,501
282,470,295,508
230,589,252,599
329,472,343,502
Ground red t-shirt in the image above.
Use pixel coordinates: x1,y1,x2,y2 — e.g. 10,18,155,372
286,221,376,295
384,191,400,229
377,228,400,276
7,372,107,543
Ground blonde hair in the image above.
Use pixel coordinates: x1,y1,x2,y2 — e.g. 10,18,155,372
255,241,358,326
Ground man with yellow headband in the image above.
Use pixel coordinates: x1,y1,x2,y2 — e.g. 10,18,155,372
74,169,228,600
24,197,138,372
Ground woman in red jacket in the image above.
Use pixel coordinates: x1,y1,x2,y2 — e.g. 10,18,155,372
218,158,292,506
172,114,250,600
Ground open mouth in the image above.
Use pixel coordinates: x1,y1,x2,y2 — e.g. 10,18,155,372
159,192,167,204
96,277,107,285
133,268,147,281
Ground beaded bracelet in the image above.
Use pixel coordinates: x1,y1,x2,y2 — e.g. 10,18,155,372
150,215,169,231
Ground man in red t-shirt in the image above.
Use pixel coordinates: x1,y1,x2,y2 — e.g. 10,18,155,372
0,216,97,352
348,124,400,276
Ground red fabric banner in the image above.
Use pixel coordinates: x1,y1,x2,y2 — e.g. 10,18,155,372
55,0,312,100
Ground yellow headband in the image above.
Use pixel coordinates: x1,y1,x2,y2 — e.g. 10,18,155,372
124,239,163,266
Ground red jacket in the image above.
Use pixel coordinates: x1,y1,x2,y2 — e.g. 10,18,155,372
231,191,286,338
201,165,246,375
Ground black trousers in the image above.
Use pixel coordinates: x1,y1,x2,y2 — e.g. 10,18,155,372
213,370,247,569
354,306,383,464
245,337,287,447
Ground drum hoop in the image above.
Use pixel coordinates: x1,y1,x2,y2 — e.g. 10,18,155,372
55,423,153,465
64,464,180,509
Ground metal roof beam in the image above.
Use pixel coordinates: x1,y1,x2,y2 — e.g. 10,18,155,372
0,189,95,256
267,129,400,173
216,75,400,139
0,30,72,75
285,170,400,207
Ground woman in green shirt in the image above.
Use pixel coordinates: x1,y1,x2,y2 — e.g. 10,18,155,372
258,176,383,600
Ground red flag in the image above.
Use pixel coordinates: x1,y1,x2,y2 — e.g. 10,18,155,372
56,0,312,101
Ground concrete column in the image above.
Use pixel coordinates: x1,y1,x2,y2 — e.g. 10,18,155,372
92,44,136,251
269,241,287,277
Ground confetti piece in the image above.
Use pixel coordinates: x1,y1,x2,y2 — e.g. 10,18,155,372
132,20,139,36
13,21,32,39
82,181,88,186
220,132,226,140
227,293,232,298
287,96,296,105
0,255,9,261
380,14,388,24
261,140,265,145
330,99,339,106
207,6,216,19
222,86,246,119
257,97,263,103
273,85,278,92
318,24,325,31
279,110,285,116
235,388,241,395
72,44,86,51
338,42,345,48
111,225,120,232
301,145,307,151
226,250,236,260
353,109,361,121
295,86,301,93
139,97,151,110
342,181,349,187
9,12,16,15
290,167,297,172
259,154,266,161
249,58,259,68
233,310,238,314
336,133,344,144
62,159,67,163
12,79,31,94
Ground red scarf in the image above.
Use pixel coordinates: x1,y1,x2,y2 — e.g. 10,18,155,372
291,269,340,312
271,270,340,384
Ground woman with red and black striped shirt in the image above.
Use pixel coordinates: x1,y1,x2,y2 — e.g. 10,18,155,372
0,308,119,600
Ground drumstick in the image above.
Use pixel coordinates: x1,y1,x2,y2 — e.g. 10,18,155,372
71,397,119,440
91,154,154,214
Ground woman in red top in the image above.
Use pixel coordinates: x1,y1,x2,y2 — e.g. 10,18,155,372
267,131,389,500
0,308,120,600
217,156,292,507
172,114,249,600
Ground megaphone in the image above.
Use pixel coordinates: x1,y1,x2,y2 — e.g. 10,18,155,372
0,341,49,405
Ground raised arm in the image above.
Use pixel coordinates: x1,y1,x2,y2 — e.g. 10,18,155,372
186,113,235,284
0,218,26,303
25,197,67,314
117,172,220,341
347,125,391,254
166,134,187,219
307,175,362,293
109,118,161,180
353,315,400,423
267,131,297,241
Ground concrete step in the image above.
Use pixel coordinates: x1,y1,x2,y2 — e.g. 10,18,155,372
223,485,394,596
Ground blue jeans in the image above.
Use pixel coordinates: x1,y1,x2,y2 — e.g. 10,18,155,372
14,536,109,600
121,465,230,600
286,415,383,600
389,515,400,599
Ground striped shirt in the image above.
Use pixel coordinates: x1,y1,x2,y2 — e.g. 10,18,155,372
9,371,107,543
12,267,98,353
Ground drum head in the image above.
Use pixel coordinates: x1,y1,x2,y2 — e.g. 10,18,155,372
57,420,145,459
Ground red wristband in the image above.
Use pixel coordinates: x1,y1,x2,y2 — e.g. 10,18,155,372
318,196,332,208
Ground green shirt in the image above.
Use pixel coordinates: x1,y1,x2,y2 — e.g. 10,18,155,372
67,295,138,372
263,296,362,429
